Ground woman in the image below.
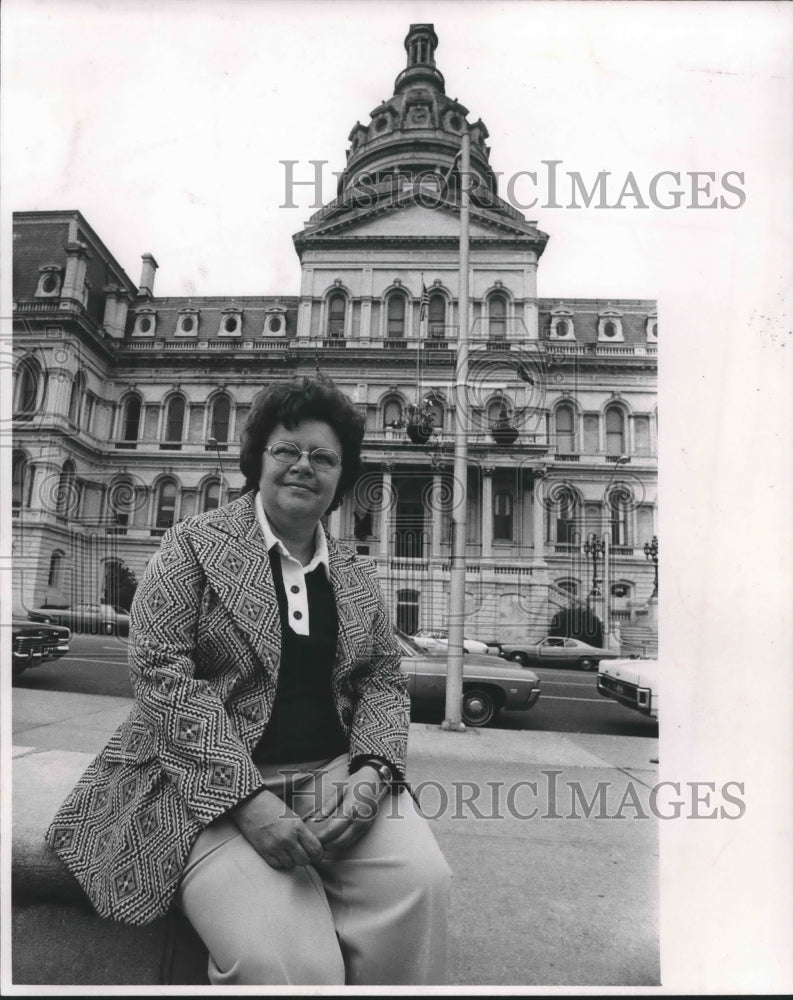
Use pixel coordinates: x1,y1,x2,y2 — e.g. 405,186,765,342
46,377,451,986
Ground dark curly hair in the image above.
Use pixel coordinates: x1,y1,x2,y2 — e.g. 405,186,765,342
239,377,365,513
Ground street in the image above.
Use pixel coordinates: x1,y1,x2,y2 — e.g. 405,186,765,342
14,635,658,739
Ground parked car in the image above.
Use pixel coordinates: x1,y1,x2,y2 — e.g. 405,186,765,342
499,635,619,671
11,617,71,677
395,629,541,726
412,628,497,656
27,602,130,637
597,657,658,719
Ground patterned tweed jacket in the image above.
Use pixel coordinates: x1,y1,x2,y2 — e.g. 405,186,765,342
45,492,410,926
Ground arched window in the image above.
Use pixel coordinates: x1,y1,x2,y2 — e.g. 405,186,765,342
637,505,654,546
327,294,346,338
603,321,616,339
493,491,514,541
555,404,575,454
210,395,231,447
383,397,403,428
487,397,512,425
555,487,578,544
428,293,445,339
107,475,138,532
396,589,420,635
12,451,30,510
48,551,64,588
608,489,630,546
634,415,651,454
605,406,625,455
489,294,507,340
68,372,85,425
120,394,142,447
426,398,444,430
163,396,186,449
387,294,406,339
202,480,221,512
555,319,569,338
56,460,78,517
155,480,178,530
557,579,579,596
14,357,41,418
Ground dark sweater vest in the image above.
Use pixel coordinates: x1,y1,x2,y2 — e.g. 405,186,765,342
253,550,349,764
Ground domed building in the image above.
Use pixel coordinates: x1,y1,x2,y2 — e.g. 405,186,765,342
11,24,657,651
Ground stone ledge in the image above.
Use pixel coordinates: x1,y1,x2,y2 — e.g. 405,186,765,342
13,749,96,905
12,748,208,986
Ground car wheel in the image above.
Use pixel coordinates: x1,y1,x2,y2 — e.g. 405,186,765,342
509,651,529,667
12,663,27,678
461,688,496,727
579,658,597,671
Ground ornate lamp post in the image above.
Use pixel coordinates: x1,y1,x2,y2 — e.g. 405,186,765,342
583,533,605,607
644,535,659,598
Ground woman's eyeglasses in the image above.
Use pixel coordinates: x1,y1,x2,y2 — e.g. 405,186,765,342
264,441,342,472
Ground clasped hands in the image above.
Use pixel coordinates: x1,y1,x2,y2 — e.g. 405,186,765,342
231,765,388,870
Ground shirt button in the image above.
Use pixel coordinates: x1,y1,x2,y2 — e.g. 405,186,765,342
290,585,300,594
293,610,302,620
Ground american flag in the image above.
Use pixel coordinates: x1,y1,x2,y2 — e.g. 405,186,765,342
419,280,430,323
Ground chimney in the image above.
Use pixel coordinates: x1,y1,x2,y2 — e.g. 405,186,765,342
139,253,159,297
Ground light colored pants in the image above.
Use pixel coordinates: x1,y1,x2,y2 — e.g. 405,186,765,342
177,753,451,986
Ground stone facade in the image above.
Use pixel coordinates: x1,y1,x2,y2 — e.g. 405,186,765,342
11,24,657,645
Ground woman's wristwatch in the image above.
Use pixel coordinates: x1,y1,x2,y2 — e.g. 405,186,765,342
359,758,394,786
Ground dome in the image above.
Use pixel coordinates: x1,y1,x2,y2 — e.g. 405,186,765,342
338,24,496,204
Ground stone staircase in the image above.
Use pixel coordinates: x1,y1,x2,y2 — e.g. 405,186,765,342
618,622,658,658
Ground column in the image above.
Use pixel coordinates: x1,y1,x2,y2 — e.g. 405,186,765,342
431,470,443,558
360,267,373,341
379,463,393,559
297,267,314,339
531,471,547,567
522,259,539,339
481,466,493,559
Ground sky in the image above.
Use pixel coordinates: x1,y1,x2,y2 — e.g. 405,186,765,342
2,0,793,991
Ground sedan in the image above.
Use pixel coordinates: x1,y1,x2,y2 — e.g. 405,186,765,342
396,629,541,727
499,635,620,672
597,658,658,719
28,602,130,637
11,618,71,677
412,628,496,656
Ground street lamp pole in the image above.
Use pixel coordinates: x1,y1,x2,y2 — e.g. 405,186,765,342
443,126,471,731
644,535,658,598
602,455,629,650
583,533,604,606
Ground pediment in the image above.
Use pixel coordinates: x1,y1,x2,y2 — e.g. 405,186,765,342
337,203,503,239
301,196,546,243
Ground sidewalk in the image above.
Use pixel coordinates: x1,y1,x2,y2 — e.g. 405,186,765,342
12,688,660,987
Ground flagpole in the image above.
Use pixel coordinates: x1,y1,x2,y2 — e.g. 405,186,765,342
443,126,471,731
417,273,425,401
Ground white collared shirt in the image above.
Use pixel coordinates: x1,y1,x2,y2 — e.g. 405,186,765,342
254,491,330,636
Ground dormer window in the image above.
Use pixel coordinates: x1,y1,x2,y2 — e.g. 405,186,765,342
549,307,575,339
598,310,624,342
133,309,156,337
647,314,658,342
177,309,199,337
36,266,62,298
263,306,287,337
218,308,242,337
